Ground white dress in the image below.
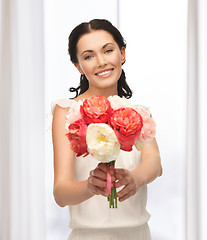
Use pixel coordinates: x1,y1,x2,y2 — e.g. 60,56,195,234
51,99,152,240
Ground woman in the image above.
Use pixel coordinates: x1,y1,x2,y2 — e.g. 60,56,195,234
52,19,162,240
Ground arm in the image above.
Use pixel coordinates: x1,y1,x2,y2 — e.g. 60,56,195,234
133,138,162,185
114,138,162,202
52,105,109,207
52,105,92,207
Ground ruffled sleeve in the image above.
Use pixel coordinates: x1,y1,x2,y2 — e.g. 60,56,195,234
47,98,83,132
51,98,75,115
47,98,75,132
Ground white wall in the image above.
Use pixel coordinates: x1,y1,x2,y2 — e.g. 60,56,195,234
119,1,187,239
44,1,187,239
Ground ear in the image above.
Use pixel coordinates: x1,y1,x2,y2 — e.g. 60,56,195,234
74,63,84,75
120,47,126,64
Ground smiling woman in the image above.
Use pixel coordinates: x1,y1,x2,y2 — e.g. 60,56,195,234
73,30,125,97
68,19,132,99
51,18,162,240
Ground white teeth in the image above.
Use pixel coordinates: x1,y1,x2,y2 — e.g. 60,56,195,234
97,70,112,76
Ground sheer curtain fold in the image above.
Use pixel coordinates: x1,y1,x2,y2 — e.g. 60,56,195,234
198,0,207,239
0,0,46,239
186,0,199,239
186,0,207,239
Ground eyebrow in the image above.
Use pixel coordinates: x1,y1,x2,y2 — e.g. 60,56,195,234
81,43,115,56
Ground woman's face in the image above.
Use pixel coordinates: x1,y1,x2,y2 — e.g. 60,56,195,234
75,30,125,93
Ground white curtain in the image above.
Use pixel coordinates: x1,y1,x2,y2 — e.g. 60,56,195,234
186,0,199,238
186,0,207,239
0,0,46,239
198,0,207,238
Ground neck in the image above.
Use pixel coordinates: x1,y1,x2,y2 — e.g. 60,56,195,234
83,86,118,99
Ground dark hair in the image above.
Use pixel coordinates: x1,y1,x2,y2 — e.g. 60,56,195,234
68,19,132,99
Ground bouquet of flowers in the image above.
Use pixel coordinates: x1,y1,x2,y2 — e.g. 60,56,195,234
66,95,156,208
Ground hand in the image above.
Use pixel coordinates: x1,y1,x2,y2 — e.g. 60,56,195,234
114,168,139,202
87,163,115,197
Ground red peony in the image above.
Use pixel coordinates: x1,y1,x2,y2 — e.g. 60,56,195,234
110,108,143,151
66,119,89,157
80,96,112,124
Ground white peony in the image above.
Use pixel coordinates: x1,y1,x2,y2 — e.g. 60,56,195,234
107,95,131,110
86,123,120,162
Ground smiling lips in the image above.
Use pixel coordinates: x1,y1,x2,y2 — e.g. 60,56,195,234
95,68,114,78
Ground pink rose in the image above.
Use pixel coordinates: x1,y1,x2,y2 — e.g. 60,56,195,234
134,105,156,144
66,119,89,157
80,96,112,124
133,105,150,120
140,117,156,142
110,108,143,151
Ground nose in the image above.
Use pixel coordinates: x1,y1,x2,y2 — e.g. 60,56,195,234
96,53,107,67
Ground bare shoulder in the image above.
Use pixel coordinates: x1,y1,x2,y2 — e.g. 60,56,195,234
52,104,69,128
53,103,70,115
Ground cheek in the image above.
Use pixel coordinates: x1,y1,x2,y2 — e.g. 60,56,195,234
110,53,122,66
80,62,94,74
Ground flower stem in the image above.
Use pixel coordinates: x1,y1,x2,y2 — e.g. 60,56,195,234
106,160,117,208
